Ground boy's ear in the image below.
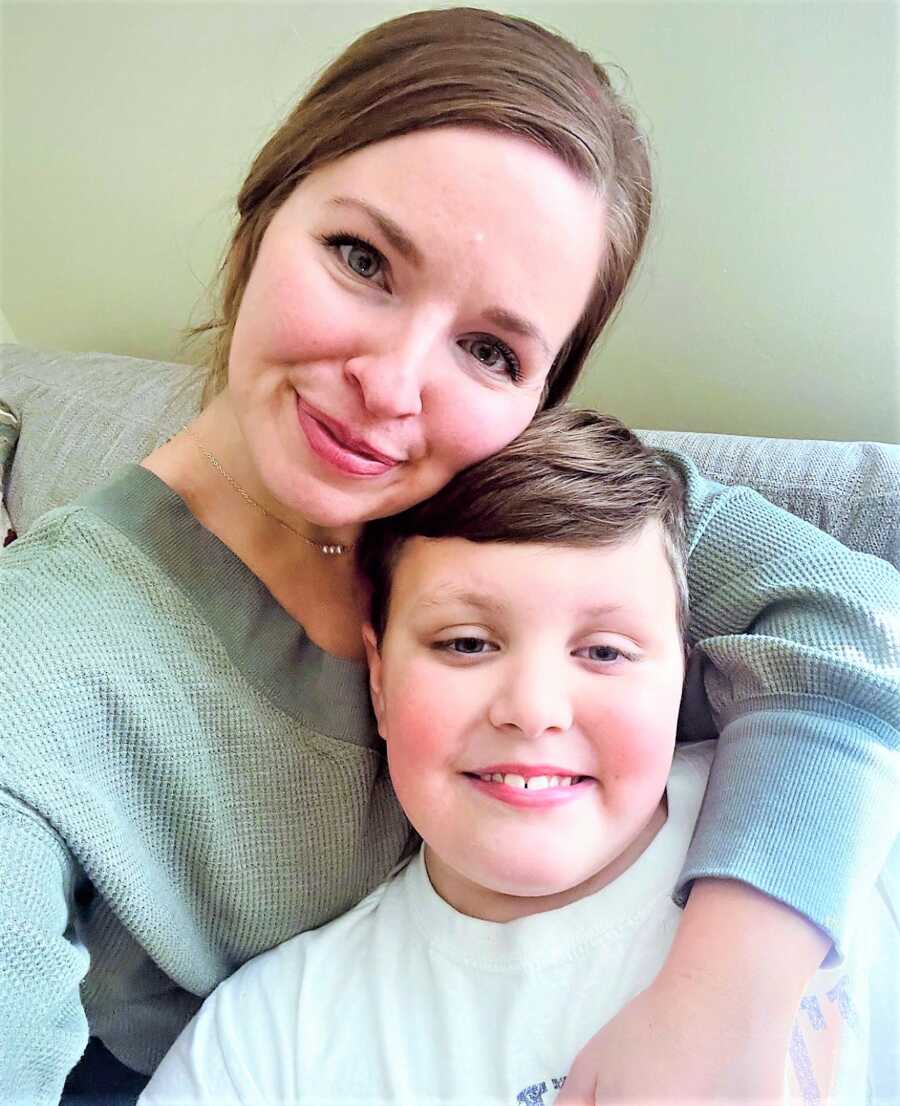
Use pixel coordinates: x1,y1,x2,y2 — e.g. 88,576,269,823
362,623,387,740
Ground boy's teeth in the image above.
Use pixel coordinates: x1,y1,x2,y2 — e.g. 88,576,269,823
478,773,578,789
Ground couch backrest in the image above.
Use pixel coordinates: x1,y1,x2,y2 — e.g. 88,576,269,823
2,343,899,571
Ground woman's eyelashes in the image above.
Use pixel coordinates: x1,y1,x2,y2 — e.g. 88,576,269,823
321,232,389,288
320,231,524,383
458,335,522,383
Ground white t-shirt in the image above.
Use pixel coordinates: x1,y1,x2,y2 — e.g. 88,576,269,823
140,743,898,1106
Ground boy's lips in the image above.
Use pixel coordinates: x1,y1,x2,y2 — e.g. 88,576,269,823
296,397,405,476
464,764,596,807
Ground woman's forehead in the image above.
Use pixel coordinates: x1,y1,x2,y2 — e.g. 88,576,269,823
286,126,607,344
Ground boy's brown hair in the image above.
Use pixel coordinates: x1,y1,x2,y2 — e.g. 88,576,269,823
359,409,689,643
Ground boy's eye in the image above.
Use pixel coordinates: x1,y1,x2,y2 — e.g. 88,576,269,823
458,335,521,383
577,644,627,664
435,637,497,656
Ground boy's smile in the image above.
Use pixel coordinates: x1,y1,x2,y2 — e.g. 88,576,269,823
364,528,687,923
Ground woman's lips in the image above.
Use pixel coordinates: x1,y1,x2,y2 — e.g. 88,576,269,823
296,397,401,477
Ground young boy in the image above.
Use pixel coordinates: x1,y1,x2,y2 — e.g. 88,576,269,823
141,409,896,1106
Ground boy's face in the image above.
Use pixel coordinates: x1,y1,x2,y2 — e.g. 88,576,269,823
364,524,686,921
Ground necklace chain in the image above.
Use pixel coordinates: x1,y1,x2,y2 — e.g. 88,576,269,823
182,425,353,556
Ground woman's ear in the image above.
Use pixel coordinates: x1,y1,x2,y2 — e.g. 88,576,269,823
362,623,387,740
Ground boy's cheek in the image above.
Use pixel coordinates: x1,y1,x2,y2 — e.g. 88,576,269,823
590,701,678,781
380,653,465,740
380,674,451,758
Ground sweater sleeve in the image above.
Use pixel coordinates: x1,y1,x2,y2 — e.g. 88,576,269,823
669,451,900,959
0,797,90,1103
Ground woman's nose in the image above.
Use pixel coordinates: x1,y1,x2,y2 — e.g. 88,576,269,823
343,326,431,420
488,659,574,739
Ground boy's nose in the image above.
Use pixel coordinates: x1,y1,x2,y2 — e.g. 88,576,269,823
488,661,574,739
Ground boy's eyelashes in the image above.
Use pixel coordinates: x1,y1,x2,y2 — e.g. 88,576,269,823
427,635,639,664
432,636,498,657
575,644,638,664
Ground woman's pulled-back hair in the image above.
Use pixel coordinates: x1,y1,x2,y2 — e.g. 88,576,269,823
198,7,652,406
359,408,689,643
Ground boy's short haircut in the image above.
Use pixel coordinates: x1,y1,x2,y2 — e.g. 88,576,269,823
359,408,689,642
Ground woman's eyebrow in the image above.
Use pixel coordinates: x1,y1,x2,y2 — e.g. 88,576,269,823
327,195,551,357
482,307,551,358
327,196,423,266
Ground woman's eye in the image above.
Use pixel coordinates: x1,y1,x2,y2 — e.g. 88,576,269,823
322,234,387,285
339,242,382,279
459,335,521,382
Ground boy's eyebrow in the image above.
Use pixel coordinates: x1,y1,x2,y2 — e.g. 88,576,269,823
415,587,506,618
416,589,628,621
579,603,629,618
326,196,551,358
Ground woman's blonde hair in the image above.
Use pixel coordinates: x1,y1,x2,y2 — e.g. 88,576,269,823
196,7,652,407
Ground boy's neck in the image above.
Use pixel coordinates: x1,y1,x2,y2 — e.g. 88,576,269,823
423,797,668,924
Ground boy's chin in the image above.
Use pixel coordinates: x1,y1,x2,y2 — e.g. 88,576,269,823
485,865,610,905
428,849,617,923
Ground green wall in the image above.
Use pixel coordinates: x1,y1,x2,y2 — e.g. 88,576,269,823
3,1,898,443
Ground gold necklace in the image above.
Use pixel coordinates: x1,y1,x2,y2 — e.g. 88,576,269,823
182,425,353,556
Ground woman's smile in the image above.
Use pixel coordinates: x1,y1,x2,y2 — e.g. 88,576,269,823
223,125,606,533
295,395,404,478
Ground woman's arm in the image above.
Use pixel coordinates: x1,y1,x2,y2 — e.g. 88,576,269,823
559,880,832,1105
674,455,900,956
559,453,900,1105
0,800,90,1104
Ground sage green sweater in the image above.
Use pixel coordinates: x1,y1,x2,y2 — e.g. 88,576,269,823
1,461,898,1104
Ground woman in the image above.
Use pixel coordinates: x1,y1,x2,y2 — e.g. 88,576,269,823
0,8,897,1105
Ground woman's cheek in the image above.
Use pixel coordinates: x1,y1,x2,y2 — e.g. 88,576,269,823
430,379,538,470
262,270,345,363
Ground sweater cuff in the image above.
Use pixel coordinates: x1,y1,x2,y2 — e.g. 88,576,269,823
675,703,900,964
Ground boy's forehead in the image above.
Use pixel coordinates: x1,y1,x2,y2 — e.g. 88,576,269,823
388,528,674,617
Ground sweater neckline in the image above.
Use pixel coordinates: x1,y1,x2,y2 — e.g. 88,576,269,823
78,463,379,748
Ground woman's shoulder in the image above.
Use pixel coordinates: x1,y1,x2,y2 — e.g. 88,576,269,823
0,496,160,628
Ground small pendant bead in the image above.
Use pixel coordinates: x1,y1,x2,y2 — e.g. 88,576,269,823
181,426,353,557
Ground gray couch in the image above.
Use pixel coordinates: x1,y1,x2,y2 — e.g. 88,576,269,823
2,343,899,573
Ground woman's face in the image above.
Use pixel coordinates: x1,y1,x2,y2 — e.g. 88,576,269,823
227,126,606,531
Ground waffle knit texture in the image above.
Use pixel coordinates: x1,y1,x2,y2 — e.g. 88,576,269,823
1,459,898,1104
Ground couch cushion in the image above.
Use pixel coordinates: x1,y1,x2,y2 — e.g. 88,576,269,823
1,344,203,534
640,429,900,572
2,344,899,571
